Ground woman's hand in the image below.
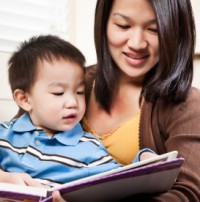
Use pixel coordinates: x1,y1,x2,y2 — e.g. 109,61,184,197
140,152,158,161
52,191,67,202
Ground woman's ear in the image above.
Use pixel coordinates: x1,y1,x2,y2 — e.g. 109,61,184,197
13,89,32,112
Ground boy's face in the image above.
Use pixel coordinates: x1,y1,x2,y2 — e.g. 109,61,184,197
27,57,86,135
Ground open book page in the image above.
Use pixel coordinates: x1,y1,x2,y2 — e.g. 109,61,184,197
0,183,47,196
48,150,178,190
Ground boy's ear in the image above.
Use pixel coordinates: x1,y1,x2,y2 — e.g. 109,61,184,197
13,89,32,112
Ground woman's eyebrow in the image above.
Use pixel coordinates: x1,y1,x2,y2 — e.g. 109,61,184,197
113,12,157,25
113,13,130,21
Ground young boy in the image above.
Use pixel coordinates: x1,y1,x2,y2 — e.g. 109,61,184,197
0,35,155,187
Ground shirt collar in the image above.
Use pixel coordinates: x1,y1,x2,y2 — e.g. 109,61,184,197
12,113,36,132
12,113,85,146
53,124,85,146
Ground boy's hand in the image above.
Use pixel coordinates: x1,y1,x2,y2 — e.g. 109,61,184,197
11,172,47,187
52,191,67,202
0,170,47,188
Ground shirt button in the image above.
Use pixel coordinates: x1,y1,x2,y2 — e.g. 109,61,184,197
35,140,40,146
35,131,39,136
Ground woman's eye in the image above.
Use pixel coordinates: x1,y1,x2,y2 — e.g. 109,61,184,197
148,28,158,34
115,24,130,29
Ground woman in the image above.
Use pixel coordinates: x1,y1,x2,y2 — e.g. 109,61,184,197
81,0,200,201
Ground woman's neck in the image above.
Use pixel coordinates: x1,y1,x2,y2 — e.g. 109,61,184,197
85,82,142,136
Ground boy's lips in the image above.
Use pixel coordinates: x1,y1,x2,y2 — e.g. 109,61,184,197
63,113,78,122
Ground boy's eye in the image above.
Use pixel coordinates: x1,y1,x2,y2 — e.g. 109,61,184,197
52,92,64,96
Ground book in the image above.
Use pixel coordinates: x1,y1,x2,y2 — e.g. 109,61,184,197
0,151,184,202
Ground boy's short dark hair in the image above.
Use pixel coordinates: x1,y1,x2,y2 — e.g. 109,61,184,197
8,35,86,93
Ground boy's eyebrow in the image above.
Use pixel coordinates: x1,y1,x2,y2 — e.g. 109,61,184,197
48,80,85,87
48,82,66,87
113,13,157,25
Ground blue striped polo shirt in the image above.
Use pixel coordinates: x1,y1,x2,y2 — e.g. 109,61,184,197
0,113,120,184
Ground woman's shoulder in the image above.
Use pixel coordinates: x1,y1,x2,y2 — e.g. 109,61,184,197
154,86,200,124
156,86,200,110
142,87,200,125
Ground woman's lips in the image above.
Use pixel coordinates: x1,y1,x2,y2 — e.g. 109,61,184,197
124,52,148,66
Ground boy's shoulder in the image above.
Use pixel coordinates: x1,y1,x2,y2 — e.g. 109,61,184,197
0,121,12,130
0,116,27,132
0,119,20,136
81,132,102,147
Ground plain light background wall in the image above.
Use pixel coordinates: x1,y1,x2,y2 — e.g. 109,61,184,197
0,0,200,121
0,0,97,121
73,0,97,66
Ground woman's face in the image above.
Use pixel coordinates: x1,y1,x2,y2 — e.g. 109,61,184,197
107,0,159,83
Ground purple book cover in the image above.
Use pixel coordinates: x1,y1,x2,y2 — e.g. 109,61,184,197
44,158,184,202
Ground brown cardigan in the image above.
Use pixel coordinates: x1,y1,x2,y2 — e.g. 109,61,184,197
85,65,200,202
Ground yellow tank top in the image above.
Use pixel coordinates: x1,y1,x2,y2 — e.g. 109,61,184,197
82,112,140,165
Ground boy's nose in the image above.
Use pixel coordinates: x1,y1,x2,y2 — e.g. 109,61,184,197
64,97,78,109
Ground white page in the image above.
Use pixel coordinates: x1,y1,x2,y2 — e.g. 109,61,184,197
50,150,178,191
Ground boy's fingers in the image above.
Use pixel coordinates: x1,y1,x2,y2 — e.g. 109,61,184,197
52,191,67,202
20,173,48,188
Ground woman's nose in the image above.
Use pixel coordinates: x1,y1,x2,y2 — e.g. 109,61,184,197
127,28,147,51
